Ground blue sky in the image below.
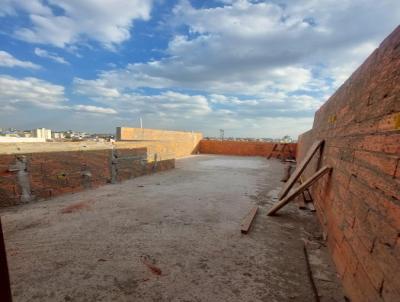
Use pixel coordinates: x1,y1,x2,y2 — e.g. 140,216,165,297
0,0,399,138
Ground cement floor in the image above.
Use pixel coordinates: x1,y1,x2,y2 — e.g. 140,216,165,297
2,155,343,302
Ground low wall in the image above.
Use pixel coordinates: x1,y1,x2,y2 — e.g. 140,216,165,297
297,26,400,301
117,126,203,141
116,127,203,158
0,141,182,207
199,140,297,158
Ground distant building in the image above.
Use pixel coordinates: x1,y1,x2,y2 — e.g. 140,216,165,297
52,132,65,140
32,128,52,140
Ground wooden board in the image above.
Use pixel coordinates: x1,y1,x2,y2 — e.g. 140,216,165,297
240,206,259,234
267,166,331,216
297,193,308,210
300,174,316,212
278,140,324,200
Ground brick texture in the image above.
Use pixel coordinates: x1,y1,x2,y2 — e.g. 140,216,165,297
117,127,203,144
0,144,175,207
297,26,400,302
0,128,206,206
199,140,297,158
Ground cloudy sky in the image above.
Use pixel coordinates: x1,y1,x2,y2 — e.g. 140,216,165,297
0,0,399,138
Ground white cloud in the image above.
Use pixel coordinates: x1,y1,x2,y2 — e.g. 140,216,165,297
34,48,69,65
74,0,399,100
2,0,400,138
73,80,211,117
74,78,120,98
73,105,117,115
0,75,117,117
3,0,153,48
0,50,40,69
0,75,64,107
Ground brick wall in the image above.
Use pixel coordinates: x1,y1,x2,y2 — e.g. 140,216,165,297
297,26,400,301
200,140,297,158
0,142,176,207
117,127,203,142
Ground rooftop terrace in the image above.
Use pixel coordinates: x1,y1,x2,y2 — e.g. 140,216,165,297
1,155,342,301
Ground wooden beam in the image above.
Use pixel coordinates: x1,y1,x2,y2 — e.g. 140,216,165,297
267,166,331,216
278,140,324,200
297,193,308,210
240,206,258,234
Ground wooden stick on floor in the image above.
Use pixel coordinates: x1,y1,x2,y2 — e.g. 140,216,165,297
240,206,259,234
278,140,324,200
267,166,331,216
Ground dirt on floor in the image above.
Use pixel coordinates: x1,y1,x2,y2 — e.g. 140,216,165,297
1,155,344,302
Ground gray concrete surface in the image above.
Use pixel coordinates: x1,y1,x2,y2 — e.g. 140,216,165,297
1,155,343,302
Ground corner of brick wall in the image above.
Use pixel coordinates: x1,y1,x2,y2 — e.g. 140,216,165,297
297,25,400,301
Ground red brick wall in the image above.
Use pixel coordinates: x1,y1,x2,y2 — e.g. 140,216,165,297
0,155,21,206
0,147,174,207
200,140,297,158
297,26,400,301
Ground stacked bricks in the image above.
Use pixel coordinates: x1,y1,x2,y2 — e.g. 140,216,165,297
28,150,112,199
200,140,297,158
297,26,400,301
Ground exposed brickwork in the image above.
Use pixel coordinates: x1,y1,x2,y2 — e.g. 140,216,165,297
117,127,203,144
0,145,175,207
0,155,21,206
28,150,113,199
199,140,297,158
297,26,400,302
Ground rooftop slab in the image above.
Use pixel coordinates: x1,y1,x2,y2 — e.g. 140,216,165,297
1,155,343,301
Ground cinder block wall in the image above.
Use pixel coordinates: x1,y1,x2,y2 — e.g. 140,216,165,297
297,26,400,301
200,140,297,158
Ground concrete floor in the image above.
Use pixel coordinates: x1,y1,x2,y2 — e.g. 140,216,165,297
1,155,343,302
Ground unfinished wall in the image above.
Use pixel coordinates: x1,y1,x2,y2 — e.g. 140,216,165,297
116,127,203,157
200,140,297,158
297,26,400,301
0,142,176,207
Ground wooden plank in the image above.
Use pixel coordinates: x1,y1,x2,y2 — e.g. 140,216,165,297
267,166,331,216
300,176,316,211
303,241,321,302
278,140,324,200
297,193,307,210
240,206,258,234
303,189,312,202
